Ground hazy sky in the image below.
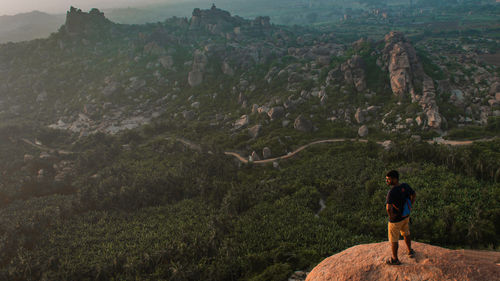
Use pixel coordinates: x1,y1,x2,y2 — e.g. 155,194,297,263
0,0,181,15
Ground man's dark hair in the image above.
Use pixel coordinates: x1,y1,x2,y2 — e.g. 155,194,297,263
386,170,399,180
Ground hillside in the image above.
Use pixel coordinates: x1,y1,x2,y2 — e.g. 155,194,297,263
1,6,498,143
0,11,64,43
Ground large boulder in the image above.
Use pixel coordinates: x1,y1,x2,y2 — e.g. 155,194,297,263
233,115,249,129
294,115,313,132
182,110,195,120
188,70,203,87
355,108,367,124
251,151,261,161
358,125,368,137
248,125,262,138
306,241,500,281
426,108,442,129
267,106,285,121
262,147,272,159
192,50,208,71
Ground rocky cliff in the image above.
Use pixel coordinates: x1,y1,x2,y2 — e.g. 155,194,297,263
382,31,442,129
63,7,111,34
306,241,500,281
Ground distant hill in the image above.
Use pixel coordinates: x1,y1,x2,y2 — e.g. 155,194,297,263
0,11,64,43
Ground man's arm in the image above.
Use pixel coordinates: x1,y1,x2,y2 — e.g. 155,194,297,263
386,203,398,218
410,192,416,205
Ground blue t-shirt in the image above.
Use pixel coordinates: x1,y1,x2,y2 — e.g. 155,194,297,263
386,183,415,223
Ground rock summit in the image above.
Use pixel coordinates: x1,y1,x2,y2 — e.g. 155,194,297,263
306,241,500,281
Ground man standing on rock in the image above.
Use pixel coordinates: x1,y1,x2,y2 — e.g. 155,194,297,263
385,170,416,265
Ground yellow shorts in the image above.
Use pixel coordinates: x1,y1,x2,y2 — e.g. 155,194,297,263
388,217,410,243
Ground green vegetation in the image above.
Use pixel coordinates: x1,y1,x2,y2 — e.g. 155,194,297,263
416,48,446,80
446,117,500,140
0,127,499,280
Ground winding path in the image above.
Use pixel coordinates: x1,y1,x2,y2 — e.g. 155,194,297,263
20,135,498,164
224,139,369,164
224,137,498,165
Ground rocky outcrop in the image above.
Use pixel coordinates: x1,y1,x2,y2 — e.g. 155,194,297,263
188,71,203,87
325,55,366,93
294,115,313,132
341,55,367,92
63,7,111,35
248,125,262,138
382,32,422,99
355,108,367,124
421,76,442,129
267,106,285,121
190,5,244,35
262,147,272,159
188,50,208,87
251,151,261,161
358,125,369,137
233,115,249,130
382,31,442,129
306,241,500,281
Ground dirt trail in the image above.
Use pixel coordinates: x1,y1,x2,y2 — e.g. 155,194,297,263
20,135,497,163
224,139,367,164
225,137,498,165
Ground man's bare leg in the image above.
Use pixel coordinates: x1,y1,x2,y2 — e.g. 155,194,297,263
391,242,398,260
403,235,411,250
404,235,415,258
404,235,411,252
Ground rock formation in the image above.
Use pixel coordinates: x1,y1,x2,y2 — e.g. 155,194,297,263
382,31,442,129
306,241,500,281
341,55,367,92
294,115,313,132
233,115,249,130
267,106,285,121
382,32,422,98
63,7,111,34
251,151,260,161
325,55,366,93
188,50,208,87
190,4,243,34
262,147,272,159
358,125,368,137
248,125,262,138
